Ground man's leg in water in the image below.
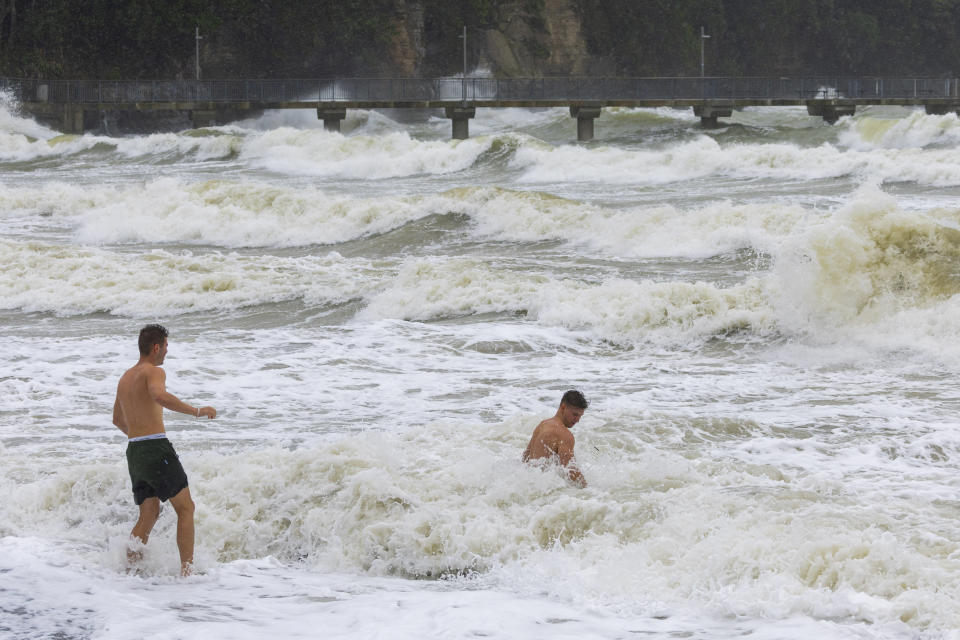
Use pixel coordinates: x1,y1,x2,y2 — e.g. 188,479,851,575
168,486,195,576
129,497,160,565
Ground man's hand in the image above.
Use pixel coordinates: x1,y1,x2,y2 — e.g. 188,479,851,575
197,406,217,419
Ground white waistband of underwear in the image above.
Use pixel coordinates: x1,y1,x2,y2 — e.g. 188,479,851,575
128,433,168,443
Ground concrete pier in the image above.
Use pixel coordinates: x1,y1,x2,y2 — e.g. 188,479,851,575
924,103,960,116
52,105,97,134
445,106,476,140
570,105,602,141
693,103,732,128
64,106,85,133
318,107,347,132
11,75,960,138
22,103,94,134
806,102,856,124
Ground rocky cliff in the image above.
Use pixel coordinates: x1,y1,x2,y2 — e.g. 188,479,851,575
384,0,612,77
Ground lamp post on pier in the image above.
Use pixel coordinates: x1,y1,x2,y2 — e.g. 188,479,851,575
700,26,710,77
195,26,203,81
459,25,467,104
447,25,476,140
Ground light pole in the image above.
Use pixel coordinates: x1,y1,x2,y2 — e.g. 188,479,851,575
195,26,203,81
459,25,467,104
700,26,710,77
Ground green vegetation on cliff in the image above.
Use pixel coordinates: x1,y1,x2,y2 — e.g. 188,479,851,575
575,0,960,76
1,0,959,78
0,0,399,78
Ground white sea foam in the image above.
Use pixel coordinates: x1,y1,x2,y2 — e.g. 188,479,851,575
773,187,960,328
8,536,902,640
0,130,101,162
6,186,957,354
439,186,809,258
2,178,454,247
2,408,958,633
465,107,570,136
840,109,960,150
360,255,775,344
4,179,431,246
112,130,242,160
239,126,491,178
511,135,960,187
0,100,242,162
0,239,377,316
0,89,58,140
4,185,957,363
4,94,960,640
71,178,432,247
0,179,811,256
357,189,960,352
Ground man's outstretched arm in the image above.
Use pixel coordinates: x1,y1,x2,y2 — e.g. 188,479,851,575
555,439,587,488
147,367,216,418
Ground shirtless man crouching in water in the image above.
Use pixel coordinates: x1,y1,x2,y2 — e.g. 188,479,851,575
113,324,217,576
522,390,588,488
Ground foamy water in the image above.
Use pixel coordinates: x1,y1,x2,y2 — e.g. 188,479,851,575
2,100,960,640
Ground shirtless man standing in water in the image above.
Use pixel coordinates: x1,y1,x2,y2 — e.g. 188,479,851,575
522,390,588,487
113,324,216,576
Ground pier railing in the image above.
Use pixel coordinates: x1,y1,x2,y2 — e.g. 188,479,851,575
3,76,959,104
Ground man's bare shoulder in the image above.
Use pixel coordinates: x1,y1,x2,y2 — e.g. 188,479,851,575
119,362,164,388
538,417,574,445
118,365,138,388
549,416,573,432
538,415,564,431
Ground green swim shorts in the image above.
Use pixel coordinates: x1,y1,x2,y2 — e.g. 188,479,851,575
126,437,189,505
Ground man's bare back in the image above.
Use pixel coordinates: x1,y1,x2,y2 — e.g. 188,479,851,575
114,363,168,439
522,391,588,487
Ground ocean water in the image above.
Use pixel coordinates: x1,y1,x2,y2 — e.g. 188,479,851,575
2,95,960,640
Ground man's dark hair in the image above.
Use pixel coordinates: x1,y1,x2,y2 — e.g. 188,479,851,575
561,389,588,409
138,324,169,356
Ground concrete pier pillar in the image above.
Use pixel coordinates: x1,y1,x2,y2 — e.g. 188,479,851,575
317,107,347,132
570,106,602,141
61,105,93,134
64,106,83,134
806,103,856,124
445,106,476,140
693,104,732,128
